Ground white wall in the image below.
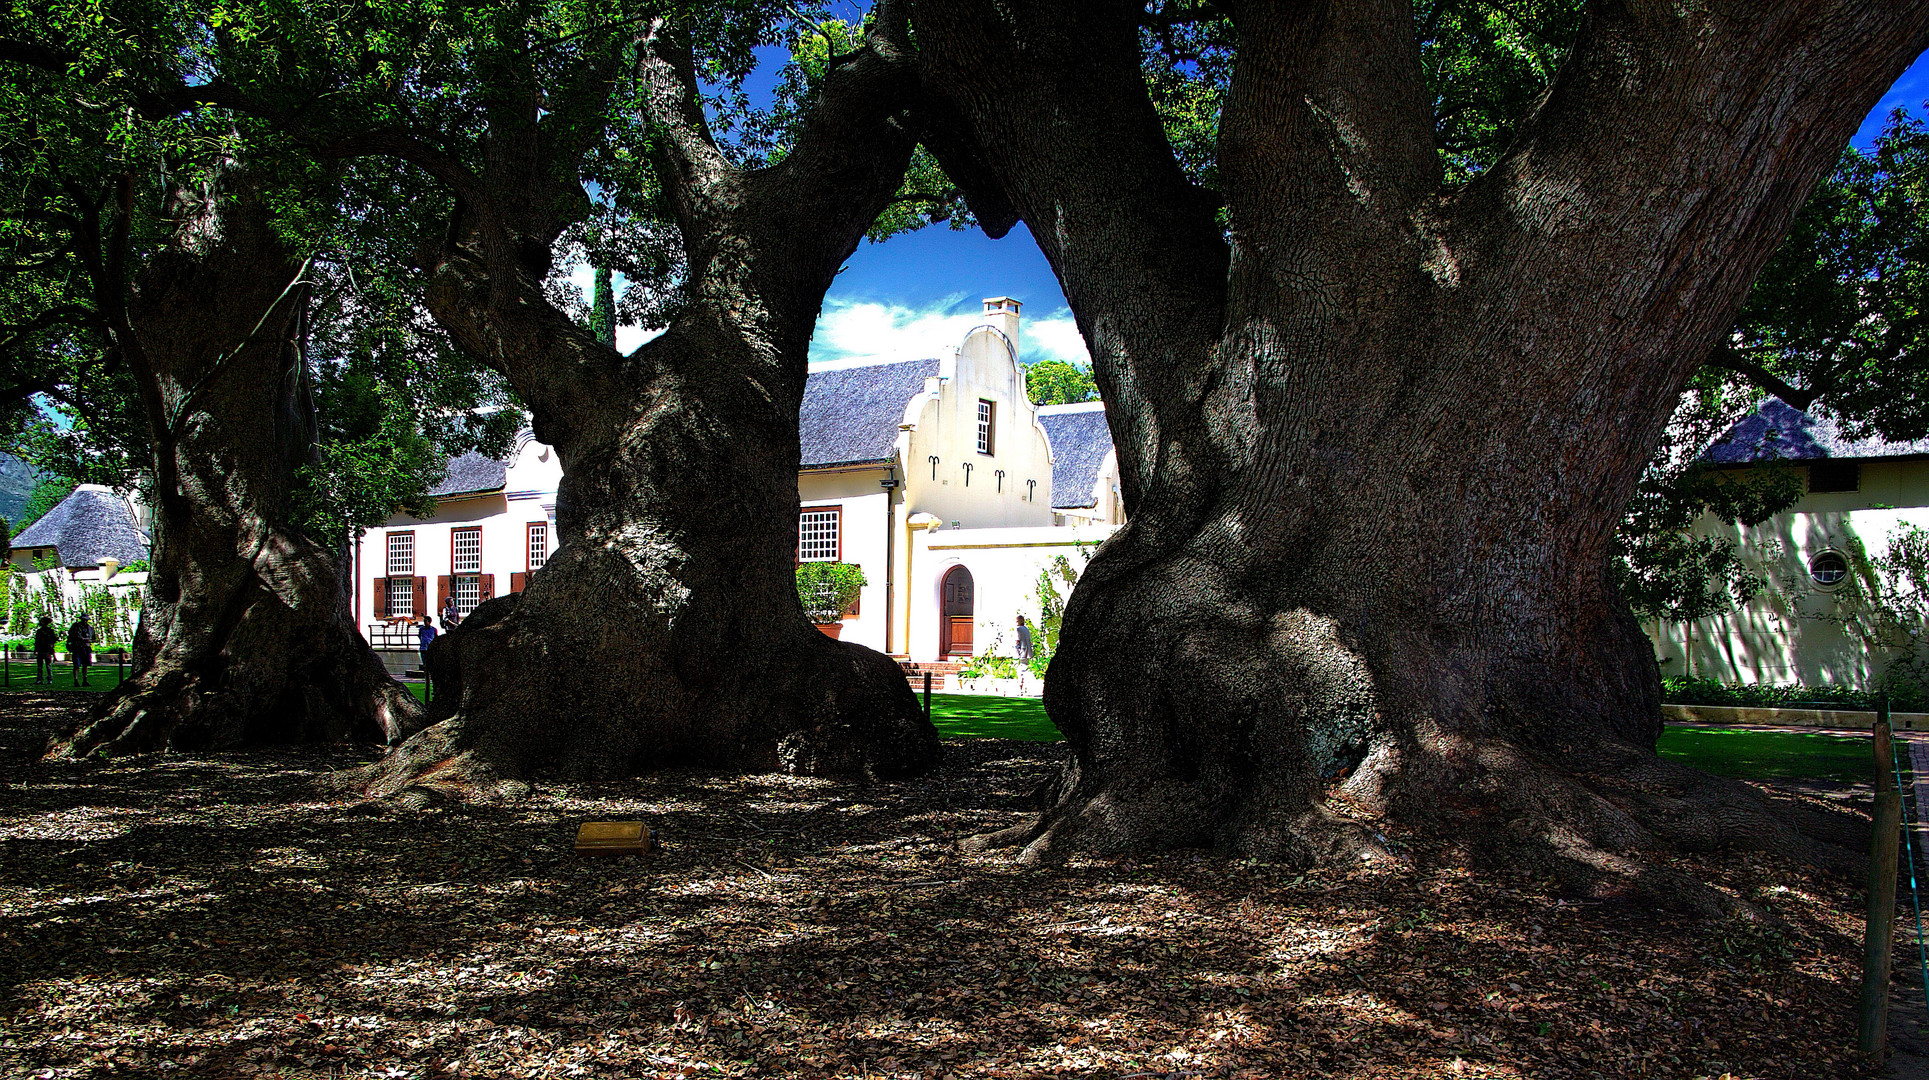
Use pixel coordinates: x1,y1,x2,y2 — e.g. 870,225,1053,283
898,324,1057,532
904,524,1115,662
798,469,893,652
1654,458,1929,686
354,437,562,629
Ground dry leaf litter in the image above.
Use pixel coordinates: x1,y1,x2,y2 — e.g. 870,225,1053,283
0,693,1900,1079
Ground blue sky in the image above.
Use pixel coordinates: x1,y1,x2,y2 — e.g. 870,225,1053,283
1857,51,1929,149
595,47,1929,366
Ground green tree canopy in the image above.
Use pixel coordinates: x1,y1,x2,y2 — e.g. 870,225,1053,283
1714,108,1929,437
1024,359,1098,405
0,5,521,543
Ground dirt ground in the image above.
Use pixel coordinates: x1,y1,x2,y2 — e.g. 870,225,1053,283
0,693,1910,1079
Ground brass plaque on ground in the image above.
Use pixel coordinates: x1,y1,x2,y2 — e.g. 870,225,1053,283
575,821,655,856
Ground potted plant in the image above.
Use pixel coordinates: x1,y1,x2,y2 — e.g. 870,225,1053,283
796,562,866,638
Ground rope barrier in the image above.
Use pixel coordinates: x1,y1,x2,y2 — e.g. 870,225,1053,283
1893,729,1929,1015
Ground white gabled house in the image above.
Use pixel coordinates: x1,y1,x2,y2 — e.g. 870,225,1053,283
3,484,151,643
351,297,1123,664
1654,397,1929,687
355,437,562,650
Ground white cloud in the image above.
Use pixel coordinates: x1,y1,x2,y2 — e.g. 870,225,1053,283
615,325,663,353
1023,312,1092,367
558,271,1095,366
810,297,1091,368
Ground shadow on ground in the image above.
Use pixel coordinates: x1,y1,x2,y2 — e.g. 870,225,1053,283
0,693,1893,1079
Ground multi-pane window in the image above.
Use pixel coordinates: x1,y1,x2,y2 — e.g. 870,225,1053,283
385,533,415,619
976,399,995,455
452,527,482,573
528,522,548,571
386,532,414,575
387,577,414,618
798,508,840,562
455,574,481,615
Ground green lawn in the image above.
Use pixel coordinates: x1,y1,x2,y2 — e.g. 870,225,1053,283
394,686,1061,732
1656,725,1872,783
0,659,133,692
925,696,1878,782
8,669,1880,783
925,693,1063,742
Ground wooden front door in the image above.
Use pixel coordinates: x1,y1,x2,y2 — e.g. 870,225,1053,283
940,565,975,657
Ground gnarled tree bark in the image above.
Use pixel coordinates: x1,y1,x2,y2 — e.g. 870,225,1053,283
345,7,940,800
51,183,419,757
913,0,1926,903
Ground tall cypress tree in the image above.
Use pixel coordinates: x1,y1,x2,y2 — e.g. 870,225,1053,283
590,265,616,347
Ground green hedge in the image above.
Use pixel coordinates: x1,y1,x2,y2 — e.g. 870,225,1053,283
1662,675,1929,712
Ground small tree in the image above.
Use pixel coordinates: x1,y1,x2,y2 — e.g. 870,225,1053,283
1030,555,1078,675
796,563,867,625
1028,543,1095,676
15,478,73,532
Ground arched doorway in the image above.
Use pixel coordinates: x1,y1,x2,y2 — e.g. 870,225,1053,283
940,565,975,657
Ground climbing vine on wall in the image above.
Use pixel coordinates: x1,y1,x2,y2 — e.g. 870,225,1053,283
2,563,143,646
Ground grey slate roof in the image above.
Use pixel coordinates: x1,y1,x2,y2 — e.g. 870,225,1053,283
1704,397,1929,464
1037,405,1114,509
430,452,509,497
11,487,148,567
800,359,941,468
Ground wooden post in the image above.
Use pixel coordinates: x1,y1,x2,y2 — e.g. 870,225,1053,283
1861,700,1902,1059
923,671,932,723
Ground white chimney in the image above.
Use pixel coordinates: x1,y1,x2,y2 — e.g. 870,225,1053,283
982,296,1022,359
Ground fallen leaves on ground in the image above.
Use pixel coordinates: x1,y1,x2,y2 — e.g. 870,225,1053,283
0,693,1893,1079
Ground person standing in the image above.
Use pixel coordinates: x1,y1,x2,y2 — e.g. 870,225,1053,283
66,615,95,687
440,595,459,631
32,615,56,685
1015,614,1034,665
417,614,438,673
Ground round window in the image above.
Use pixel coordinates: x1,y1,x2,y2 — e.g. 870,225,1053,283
1809,551,1849,587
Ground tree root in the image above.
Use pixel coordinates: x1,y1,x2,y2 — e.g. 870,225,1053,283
328,590,941,805
973,733,1866,918
320,719,532,807
48,646,418,759
49,668,199,758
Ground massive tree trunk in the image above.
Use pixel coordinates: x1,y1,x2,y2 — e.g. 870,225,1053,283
913,0,1927,897
51,187,420,757
347,11,940,800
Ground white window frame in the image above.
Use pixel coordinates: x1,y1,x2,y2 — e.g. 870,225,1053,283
452,527,482,573
387,576,414,618
528,522,548,571
798,508,840,562
454,574,482,615
386,531,415,575
976,399,995,455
